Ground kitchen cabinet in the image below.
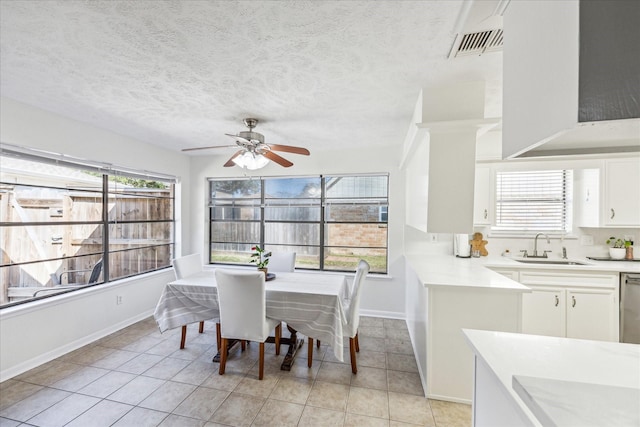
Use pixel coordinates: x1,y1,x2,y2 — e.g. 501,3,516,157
519,270,619,342
473,166,492,226
522,287,566,338
604,158,640,226
566,289,618,341
575,157,640,227
404,256,526,403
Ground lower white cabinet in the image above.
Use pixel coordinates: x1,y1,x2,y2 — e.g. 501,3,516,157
519,270,619,342
522,287,566,337
566,289,618,341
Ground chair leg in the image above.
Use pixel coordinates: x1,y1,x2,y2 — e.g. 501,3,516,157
219,338,228,375
199,321,204,333
317,339,321,349
241,340,246,351
259,342,265,380
349,337,358,374
355,332,360,352
308,338,314,368
275,324,282,356
180,325,187,349
216,323,221,352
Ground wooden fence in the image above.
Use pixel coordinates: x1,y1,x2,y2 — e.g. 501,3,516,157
0,187,172,304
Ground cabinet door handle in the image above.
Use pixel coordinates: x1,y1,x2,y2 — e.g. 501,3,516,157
555,295,559,307
484,209,488,219
611,208,615,219
572,295,576,308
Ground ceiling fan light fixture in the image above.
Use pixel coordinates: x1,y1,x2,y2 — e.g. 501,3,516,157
232,151,269,170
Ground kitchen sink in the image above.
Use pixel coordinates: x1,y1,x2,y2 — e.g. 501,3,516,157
514,259,590,265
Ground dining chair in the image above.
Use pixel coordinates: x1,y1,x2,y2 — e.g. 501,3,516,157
266,251,295,353
307,260,370,373
173,254,219,350
215,269,281,380
267,251,296,272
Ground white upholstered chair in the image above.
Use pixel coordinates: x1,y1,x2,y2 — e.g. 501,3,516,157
307,260,370,373
267,251,296,272
215,269,282,380
265,251,295,354
173,254,218,350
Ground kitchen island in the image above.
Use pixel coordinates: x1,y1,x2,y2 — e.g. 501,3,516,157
463,329,640,426
405,254,530,403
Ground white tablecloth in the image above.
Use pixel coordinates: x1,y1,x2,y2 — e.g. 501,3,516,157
153,270,349,361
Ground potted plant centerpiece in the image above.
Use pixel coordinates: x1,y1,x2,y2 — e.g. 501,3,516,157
606,237,631,260
250,245,271,277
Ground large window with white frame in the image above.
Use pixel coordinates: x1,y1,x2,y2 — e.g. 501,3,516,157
0,146,175,308
209,174,389,273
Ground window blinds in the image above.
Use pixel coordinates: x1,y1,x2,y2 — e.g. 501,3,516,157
495,170,572,232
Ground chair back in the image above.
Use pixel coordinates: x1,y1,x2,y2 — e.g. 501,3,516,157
345,260,370,337
88,259,103,284
173,253,202,279
215,269,271,342
268,252,296,272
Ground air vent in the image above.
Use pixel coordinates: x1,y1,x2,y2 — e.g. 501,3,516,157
448,28,503,58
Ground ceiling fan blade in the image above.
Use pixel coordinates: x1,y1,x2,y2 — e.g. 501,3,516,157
223,150,244,167
225,133,251,144
268,144,310,155
263,150,294,167
182,144,237,152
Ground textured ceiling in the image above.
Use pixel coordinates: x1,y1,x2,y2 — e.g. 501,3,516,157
0,0,502,155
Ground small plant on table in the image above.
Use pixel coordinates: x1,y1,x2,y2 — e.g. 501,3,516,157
250,246,271,271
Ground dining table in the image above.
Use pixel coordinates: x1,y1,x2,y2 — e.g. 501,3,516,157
153,269,350,369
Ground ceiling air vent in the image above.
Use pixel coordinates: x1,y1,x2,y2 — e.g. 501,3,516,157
448,28,503,58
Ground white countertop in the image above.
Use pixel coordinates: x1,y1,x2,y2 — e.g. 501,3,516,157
405,254,530,292
484,255,640,274
463,329,640,427
405,253,640,293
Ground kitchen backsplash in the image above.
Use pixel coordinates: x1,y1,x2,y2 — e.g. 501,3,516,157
473,227,638,259
405,225,638,259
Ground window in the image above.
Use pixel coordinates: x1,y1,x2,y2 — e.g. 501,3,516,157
209,174,388,273
494,169,573,233
0,146,175,308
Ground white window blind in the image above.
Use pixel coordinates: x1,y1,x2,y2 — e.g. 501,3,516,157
494,170,572,232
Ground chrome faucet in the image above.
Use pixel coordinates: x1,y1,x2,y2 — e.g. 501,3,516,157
532,233,550,258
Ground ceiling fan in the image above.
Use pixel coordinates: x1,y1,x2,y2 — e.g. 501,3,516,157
182,118,310,169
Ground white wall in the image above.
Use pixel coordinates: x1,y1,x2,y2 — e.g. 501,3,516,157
188,145,407,319
0,97,192,380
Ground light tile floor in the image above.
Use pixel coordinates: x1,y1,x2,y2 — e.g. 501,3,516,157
0,316,471,426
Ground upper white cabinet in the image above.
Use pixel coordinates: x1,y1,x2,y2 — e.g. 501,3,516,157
473,166,492,226
576,157,640,227
604,158,640,226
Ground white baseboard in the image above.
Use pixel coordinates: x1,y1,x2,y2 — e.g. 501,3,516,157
360,309,405,320
0,309,154,382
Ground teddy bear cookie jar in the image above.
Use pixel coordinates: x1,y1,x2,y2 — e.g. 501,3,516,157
470,232,488,257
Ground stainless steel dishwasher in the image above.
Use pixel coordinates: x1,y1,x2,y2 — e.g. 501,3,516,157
621,273,640,344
